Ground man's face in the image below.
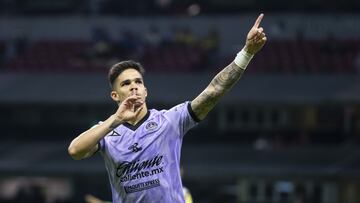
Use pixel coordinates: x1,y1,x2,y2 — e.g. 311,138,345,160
111,68,147,103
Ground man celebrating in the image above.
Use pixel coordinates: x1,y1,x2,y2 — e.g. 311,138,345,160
68,14,267,202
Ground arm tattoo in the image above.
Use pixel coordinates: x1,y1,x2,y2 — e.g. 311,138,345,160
213,63,244,90
192,62,245,120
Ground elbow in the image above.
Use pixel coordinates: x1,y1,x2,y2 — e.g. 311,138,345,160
68,145,83,160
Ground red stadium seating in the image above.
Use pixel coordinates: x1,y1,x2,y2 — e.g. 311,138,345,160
4,39,359,74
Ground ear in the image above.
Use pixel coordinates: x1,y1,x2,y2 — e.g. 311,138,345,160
110,90,120,102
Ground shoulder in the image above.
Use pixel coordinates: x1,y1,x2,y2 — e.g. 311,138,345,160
159,102,190,114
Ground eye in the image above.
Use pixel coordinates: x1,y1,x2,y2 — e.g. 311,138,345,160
121,81,130,86
135,80,143,84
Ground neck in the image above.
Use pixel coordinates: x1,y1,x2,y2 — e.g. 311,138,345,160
127,104,148,126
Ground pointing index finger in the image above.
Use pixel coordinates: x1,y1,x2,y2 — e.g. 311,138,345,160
253,13,264,28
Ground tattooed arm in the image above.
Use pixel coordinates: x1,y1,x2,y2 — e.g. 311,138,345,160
191,14,267,120
191,62,245,120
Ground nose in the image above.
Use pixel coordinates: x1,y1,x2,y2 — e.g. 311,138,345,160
130,85,138,95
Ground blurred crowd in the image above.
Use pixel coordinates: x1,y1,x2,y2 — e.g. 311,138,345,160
0,0,358,16
76,25,219,70
0,24,220,72
1,24,359,74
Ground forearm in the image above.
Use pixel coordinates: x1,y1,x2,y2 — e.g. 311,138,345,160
206,47,253,94
211,61,246,93
68,115,121,160
191,61,246,120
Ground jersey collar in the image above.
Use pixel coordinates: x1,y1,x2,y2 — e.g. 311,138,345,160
122,110,150,131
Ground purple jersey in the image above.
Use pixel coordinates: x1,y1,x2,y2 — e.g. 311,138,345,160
98,101,199,203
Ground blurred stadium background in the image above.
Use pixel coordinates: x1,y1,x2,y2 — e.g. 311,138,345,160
0,0,360,203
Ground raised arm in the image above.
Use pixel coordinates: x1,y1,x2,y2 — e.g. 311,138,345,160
68,95,144,160
191,14,267,120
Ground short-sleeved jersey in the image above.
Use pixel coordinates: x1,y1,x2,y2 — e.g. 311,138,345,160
98,101,199,203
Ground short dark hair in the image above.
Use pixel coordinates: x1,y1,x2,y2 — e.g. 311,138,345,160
108,60,145,88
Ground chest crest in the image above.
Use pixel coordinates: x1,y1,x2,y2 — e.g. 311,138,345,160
145,121,159,132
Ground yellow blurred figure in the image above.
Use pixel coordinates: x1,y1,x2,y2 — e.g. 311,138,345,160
183,186,193,203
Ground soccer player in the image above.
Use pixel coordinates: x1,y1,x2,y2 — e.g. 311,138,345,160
68,14,267,202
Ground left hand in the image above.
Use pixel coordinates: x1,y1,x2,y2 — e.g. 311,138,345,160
244,13,267,55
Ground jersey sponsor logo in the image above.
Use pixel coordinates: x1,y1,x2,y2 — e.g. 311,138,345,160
120,167,164,183
116,154,163,177
116,154,164,183
124,179,160,193
128,143,142,152
145,121,158,131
